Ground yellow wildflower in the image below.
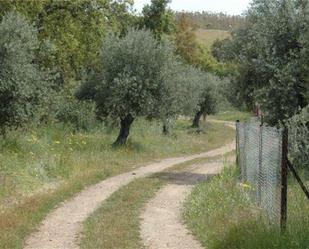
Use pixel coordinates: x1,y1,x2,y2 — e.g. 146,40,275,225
240,183,252,189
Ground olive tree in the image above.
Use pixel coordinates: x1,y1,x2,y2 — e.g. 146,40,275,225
154,62,205,134
77,29,185,145
192,74,218,128
214,0,309,125
0,11,52,134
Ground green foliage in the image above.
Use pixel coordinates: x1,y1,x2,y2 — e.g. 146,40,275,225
198,76,219,116
141,0,175,40
216,0,309,125
286,106,309,171
191,74,220,128
54,91,97,131
0,11,52,133
211,38,237,62
0,0,135,83
78,30,175,119
174,13,200,65
157,63,205,123
78,29,197,143
173,14,232,77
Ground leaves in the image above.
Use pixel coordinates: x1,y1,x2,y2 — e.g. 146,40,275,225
218,0,309,125
0,11,52,133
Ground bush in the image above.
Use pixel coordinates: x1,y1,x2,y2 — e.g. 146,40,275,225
0,11,52,134
216,0,309,125
286,106,309,171
55,90,97,131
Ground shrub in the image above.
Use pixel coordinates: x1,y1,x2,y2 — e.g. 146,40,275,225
55,92,97,131
0,11,52,134
286,106,309,171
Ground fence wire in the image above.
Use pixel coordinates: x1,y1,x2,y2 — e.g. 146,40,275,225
236,119,283,223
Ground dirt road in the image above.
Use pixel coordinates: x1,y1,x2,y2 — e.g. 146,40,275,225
24,124,235,249
140,161,228,249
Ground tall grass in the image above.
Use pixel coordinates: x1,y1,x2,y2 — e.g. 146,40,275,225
0,119,235,248
194,29,230,48
184,166,309,249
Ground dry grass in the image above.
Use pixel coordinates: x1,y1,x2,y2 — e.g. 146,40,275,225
194,29,230,48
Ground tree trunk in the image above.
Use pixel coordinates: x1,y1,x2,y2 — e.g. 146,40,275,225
202,113,207,123
192,111,202,128
163,124,169,135
113,114,134,146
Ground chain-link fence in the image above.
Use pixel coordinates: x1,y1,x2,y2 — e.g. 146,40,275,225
236,119,285,224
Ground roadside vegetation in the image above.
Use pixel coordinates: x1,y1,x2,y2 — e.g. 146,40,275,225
184,167,309,249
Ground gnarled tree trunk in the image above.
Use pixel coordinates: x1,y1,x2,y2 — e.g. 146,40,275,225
114,114,134,146
202,113,207,122
162,124,169,135
192,110,202,128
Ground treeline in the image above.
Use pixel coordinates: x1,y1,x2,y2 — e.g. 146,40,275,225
176,11,246,30
0,0,228,145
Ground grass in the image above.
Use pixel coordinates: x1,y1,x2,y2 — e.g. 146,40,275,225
80,177,165,249
0,119,235,249
184,166,309,249
80,150,235,249
210,110,252,122
194,29,230,48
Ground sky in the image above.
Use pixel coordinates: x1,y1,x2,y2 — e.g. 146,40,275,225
134,0,252,15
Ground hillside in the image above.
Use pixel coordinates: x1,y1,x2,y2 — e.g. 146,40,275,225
176,11,245,31
194,29,230,48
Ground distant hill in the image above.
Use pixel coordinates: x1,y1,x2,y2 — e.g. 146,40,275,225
176,11,246,31
194,29,230,48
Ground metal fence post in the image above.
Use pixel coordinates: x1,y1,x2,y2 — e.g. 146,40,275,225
236,120,240,169
257,124,263,206
243,123,248,182
280,128,288,231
